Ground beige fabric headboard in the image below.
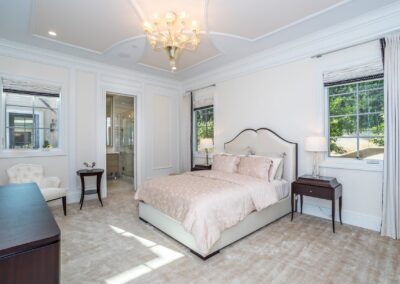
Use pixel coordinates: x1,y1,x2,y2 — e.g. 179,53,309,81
224,128,298,183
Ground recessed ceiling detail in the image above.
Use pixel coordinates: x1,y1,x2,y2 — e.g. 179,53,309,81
207,0,344,40
32,0,143,53
0,0,397,80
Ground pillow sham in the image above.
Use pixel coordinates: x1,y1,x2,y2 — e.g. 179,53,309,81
256,152,285,180
212,154,240,173
237,156,272,181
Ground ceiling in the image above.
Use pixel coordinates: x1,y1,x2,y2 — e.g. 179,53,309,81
0,0,398,81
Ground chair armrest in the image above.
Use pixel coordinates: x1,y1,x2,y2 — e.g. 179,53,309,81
42,176,61,188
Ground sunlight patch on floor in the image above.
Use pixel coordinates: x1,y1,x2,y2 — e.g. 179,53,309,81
106,225,184,284
109,225,156,247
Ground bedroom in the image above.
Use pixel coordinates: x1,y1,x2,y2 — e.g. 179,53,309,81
0,0,399,283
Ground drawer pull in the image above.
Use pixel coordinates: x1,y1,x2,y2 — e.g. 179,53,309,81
309,190,313,193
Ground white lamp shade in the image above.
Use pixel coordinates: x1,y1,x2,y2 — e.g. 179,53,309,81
305,136,328,152
199,138,213,150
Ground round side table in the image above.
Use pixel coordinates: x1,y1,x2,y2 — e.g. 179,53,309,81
76,169,104,209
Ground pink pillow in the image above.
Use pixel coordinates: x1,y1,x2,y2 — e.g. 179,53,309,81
237,156,272,181
212,154,240,173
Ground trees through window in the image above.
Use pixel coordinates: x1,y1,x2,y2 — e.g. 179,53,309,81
328,79,384,160
193,106,214,152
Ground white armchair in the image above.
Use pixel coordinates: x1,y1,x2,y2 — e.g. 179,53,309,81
7,164,67,215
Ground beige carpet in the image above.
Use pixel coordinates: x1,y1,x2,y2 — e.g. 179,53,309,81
52,180,400,284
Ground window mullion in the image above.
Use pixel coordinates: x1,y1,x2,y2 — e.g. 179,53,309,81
356,83,360,159
32,96,36,149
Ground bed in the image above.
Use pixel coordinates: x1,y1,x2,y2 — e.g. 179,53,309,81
136,128,298,259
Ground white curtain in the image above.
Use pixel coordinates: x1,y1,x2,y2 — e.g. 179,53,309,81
381,33,400,239
180,92,192,172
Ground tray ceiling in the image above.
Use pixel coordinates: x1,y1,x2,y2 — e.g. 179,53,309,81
0,0,398,80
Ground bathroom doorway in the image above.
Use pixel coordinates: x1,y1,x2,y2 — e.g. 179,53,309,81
105,92,136,194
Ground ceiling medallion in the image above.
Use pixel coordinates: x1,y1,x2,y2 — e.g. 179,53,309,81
143,11,200,72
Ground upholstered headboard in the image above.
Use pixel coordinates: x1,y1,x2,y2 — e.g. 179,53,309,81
224,128,298,183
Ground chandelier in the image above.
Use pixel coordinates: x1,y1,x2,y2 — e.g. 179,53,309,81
143,11,200,71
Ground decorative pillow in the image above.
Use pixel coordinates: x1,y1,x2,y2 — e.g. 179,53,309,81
212,154,240,173
237,156,272,181
256,152,285,180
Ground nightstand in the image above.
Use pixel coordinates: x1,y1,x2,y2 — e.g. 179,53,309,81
291,175,343,233
191,164,212,171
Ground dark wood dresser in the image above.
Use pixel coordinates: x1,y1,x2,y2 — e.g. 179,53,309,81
0,183,61,284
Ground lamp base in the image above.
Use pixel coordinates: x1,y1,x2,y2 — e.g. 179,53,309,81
311,152,320,178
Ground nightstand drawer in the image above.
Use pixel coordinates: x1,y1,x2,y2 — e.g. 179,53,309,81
292,184,332,199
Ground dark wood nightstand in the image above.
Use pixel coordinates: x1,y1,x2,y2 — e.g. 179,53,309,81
291,175,343,233
191,164,212,171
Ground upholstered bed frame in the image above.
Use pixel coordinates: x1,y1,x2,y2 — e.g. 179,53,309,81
139,128,298,259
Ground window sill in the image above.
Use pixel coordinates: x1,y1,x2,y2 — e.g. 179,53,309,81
0,149,66,159
320,158,383,172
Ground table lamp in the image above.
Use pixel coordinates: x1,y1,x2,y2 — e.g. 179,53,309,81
305,136,328,177
199,138,213,166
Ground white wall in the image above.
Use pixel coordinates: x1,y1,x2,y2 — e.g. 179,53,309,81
213,41,383,231
0,41,181,205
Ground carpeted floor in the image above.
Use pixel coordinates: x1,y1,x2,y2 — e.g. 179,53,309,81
51,180,400,284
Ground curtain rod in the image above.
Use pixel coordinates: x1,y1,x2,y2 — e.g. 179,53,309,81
188,84,216,93
310,37,388,59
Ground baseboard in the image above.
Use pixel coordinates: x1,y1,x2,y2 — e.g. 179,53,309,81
300,201,381,232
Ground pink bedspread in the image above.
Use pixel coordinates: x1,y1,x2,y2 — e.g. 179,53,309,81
135,170,279,255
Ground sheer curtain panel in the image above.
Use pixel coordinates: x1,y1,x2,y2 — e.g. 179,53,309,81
180,92,192,172
381,33,400,239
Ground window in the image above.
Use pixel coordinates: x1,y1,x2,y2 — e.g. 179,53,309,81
2,89,60,151
327,78,384,160
193,106,214,152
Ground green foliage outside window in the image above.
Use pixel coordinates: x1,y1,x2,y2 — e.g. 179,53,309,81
328,79,384,159
194,106,214,151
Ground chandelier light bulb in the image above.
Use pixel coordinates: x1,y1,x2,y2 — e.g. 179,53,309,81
165,11,177,25
152,13,160,25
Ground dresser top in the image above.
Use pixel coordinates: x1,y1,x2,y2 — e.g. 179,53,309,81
0,183,60,258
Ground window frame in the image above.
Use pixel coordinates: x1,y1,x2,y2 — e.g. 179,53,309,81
323,77,384,171
192,105,214,157
0,76,66,158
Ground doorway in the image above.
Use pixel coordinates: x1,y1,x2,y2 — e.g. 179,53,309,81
105,92,136,194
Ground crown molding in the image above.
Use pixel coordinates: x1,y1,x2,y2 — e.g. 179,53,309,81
0,37,181,88
182,1,400,90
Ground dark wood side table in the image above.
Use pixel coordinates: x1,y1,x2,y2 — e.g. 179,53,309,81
291,175,343,233
76,169,104,209
191,164,212,171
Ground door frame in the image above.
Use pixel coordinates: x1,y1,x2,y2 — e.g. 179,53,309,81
97,85,141,198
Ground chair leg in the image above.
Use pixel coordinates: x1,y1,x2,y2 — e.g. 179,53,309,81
62,196,67,216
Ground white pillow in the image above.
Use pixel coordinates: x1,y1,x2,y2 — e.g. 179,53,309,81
269,157,283,180
254,152,285,180
274,159,284,180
